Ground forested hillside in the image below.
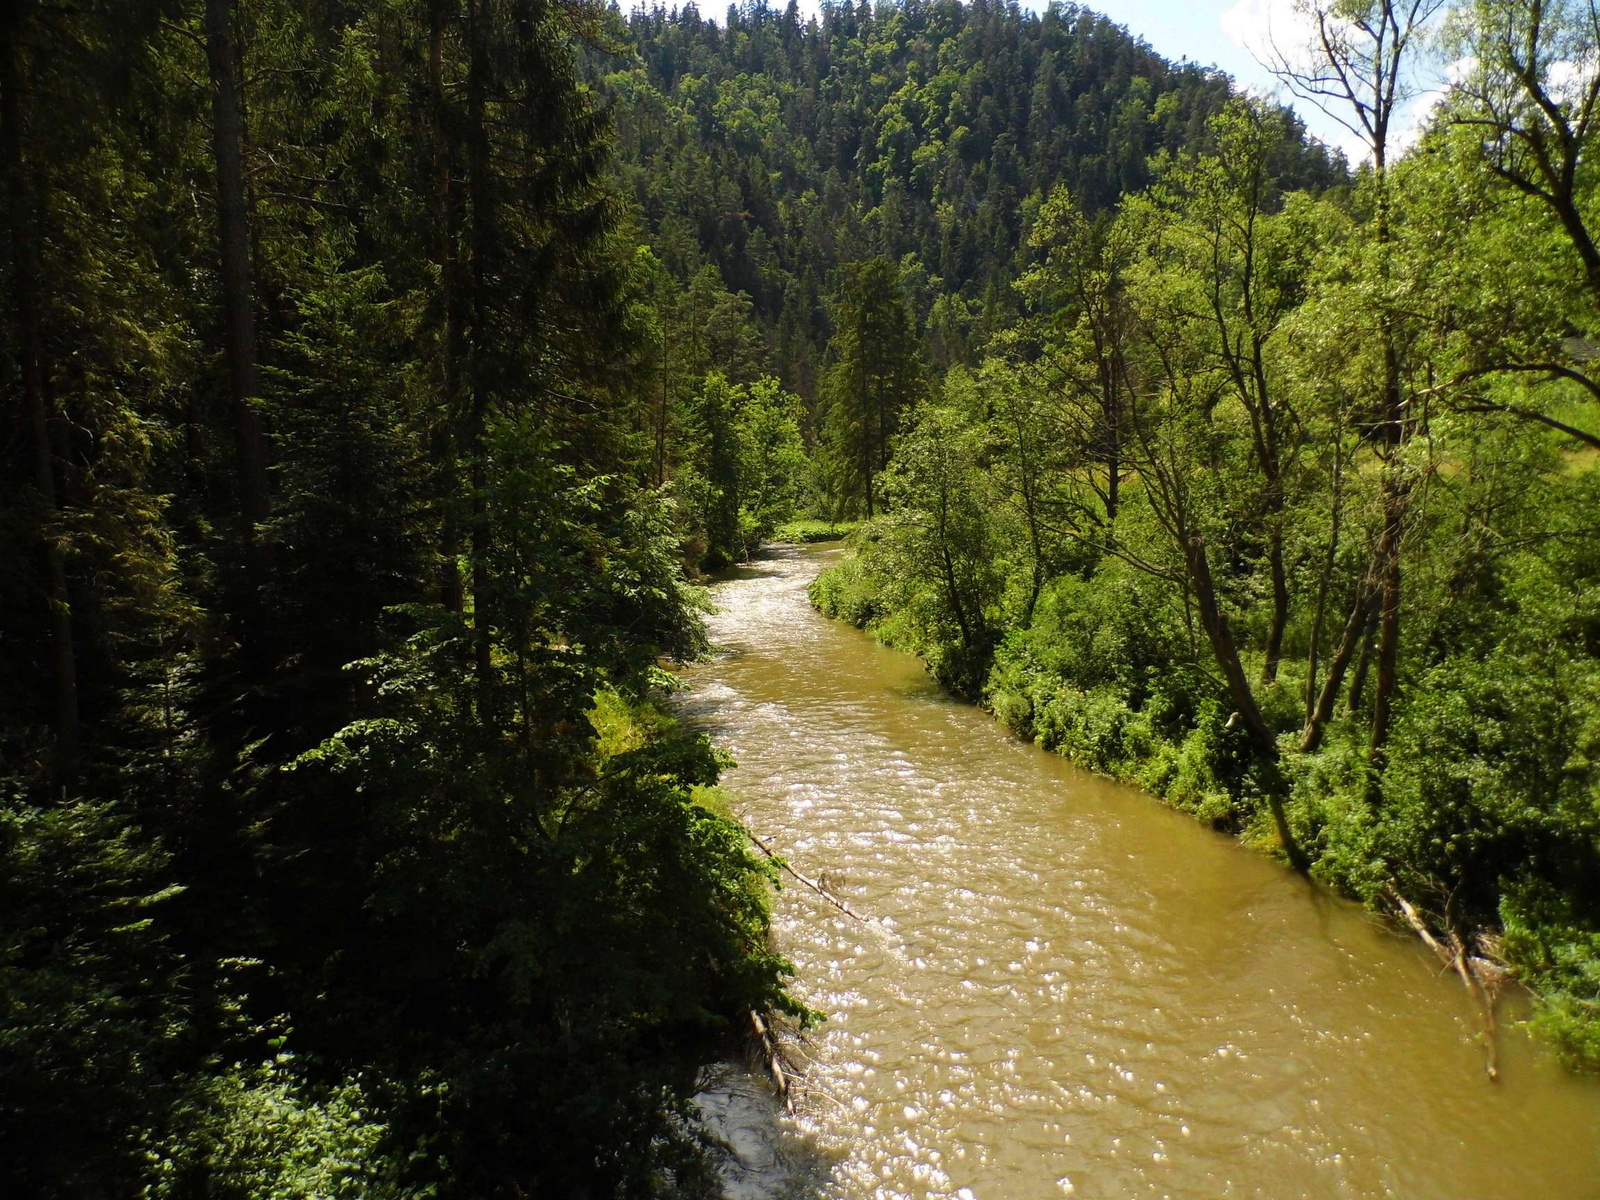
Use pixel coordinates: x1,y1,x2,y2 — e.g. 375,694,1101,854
599,0,1346,395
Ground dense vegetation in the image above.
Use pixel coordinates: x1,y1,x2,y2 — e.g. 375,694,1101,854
1,0,809,1194
601,0,1344,395
809,0,1600,1069
591,0,1344,558
6,0,1599,1193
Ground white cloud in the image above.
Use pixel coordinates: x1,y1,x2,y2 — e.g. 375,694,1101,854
1219,0,1370,160
1220,0,1323,70
1219,0,1449,164
1547,57,1599,104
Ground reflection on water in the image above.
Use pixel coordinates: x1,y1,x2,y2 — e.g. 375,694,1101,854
683,545,1600,1200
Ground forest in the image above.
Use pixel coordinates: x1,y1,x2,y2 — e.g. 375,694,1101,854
2,0,1597,1195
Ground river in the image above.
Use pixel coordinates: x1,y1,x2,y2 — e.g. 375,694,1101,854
679,544,1600,1200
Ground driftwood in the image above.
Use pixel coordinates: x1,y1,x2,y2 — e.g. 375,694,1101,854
739,828,863,1115
1390,890,1506,1081
745,829,865,923
747,1010,794,1113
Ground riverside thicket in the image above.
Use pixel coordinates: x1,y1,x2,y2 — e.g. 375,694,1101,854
805,0,1600,1071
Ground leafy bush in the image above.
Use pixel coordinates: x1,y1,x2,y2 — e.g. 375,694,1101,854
772,518,858,543
1501,880,1600,1070
1021,569,1190,701
1161,701,1249,826
145,1062,408,1200
0,796,190,1195
809,555,883,628
272,673,809,1193
1369,652,1598,913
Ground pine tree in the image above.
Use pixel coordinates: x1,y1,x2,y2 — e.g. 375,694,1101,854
823,256,923,517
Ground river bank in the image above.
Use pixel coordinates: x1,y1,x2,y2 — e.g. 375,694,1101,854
809,531,1600,1077
685,544,1600,1199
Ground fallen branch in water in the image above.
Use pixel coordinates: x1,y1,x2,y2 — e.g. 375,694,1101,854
745,828,865,923
1389,889,1506,1082
799,1081,853,1114
747,1009,794,1113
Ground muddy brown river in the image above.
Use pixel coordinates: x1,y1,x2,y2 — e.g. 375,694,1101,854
680,545,1600,1200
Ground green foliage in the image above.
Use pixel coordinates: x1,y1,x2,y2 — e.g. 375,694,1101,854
0,796,190,1195
772,517,858,543
807,18,1600,1067
809,552,884,628
1502,880,1600,1071
997,568,1193,709
1,0,806,1193
144,1061,411,1200
275,669,802,1193
820,397,1004,694
737,376,812,543
674,371,810,569
601,0,1343,394
10,4,1600,1195
821,257,925,517
982,570,1243,824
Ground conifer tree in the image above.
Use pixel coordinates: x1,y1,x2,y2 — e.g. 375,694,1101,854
823,256,923,516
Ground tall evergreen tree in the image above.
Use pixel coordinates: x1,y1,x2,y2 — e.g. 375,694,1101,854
823,256,923,516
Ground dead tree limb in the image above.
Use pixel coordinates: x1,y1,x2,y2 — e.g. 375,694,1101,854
1390,890,1502,1081
746,829,865,923
747,1010,793,1113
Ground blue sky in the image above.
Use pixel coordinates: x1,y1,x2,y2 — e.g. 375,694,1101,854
1088,0,1379,159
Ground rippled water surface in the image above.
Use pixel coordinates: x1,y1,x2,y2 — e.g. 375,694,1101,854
681,545,1600,1200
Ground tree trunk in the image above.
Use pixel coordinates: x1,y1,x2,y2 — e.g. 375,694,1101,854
1022,499,1044,628
2,22,79,773
430,0,463,613
204,0,270,548
1304,436,1346,727
1367,144,1407,775
1105,423,1120,529
655,327,668,487
1299,580,1373,753
940,543,973,648
1547,185,1600,304
1014,414,1045,626
1184,536,1270,747
1182,535,1308,872
1101,357,1121,533
466,0,494,719
1368,472,1406,771
1260,524,1288,686
1348,593,1379,715
1237,329,1288,689
863,434,874,519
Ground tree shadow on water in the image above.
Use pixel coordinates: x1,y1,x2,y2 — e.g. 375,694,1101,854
713,563,786,583
693,1063,840,1199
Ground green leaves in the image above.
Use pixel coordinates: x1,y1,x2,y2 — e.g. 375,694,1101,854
3,1,806,1193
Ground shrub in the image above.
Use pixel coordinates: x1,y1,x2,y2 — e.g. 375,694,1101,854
772,518,858,543
809,556,882,628
145,1062,408,1200
1161,700,1245,826
1502,880,1600,1072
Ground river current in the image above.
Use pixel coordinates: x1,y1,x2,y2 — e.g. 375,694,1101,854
679,544,1600,1200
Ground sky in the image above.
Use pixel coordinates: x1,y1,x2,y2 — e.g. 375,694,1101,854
1095,0,1435,161
623,0,1452,164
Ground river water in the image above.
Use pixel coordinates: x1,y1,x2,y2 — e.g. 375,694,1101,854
679,545,1600,1200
